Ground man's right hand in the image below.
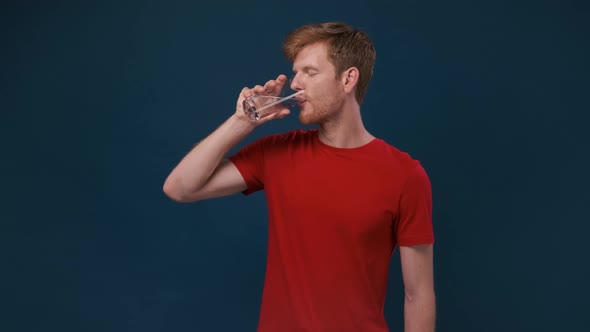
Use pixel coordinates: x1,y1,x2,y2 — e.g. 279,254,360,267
234,74,291,124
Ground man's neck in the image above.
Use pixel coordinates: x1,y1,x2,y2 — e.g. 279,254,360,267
317,101,375,148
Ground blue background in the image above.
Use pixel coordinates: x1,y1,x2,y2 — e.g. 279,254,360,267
2,0,589,331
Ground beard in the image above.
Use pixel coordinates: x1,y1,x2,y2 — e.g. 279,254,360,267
298,91,345,125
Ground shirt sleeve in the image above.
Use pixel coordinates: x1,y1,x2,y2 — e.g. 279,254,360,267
395,162,435,246
228,136,268,195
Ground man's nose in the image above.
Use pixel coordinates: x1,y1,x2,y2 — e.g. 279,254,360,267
290,76,302,91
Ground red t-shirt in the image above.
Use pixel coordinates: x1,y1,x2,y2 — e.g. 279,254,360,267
229,129,434,332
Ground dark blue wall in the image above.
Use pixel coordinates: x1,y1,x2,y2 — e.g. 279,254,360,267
2,1,589,331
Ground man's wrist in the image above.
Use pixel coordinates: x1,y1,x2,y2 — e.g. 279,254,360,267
229,113,257,133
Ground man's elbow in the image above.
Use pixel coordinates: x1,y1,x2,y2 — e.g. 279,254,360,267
404,286,435,304
162,179,194,203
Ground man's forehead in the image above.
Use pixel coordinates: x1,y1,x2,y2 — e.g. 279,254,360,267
291,44,329,71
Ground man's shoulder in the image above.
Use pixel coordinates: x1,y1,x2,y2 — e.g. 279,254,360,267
375,139,420,164
373,139,428,177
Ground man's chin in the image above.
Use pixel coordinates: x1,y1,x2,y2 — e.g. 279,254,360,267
298,112,316,125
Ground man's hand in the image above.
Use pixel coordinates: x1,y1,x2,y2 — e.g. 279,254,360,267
234,74,291,124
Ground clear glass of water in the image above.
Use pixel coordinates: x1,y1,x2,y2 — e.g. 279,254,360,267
243,90,304,122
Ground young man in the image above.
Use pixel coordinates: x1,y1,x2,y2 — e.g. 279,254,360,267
163,22,436,332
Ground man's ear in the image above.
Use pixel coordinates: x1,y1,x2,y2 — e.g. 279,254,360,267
342,67,359,93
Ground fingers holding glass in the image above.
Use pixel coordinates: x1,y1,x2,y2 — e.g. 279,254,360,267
241,74,303,122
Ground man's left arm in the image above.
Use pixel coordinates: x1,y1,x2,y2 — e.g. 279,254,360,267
400,243,436,332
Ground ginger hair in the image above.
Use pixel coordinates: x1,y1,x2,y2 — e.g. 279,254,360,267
282,22,376,104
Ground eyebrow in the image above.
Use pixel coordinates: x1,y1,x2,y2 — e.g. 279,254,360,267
292,65,319,74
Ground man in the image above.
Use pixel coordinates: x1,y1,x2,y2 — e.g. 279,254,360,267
163,22,436,332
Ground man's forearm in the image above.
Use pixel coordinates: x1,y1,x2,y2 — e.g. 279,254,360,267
404,292,436,332
163,114,254,197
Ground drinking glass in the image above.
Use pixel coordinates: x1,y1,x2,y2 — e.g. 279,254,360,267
243,90,304,122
